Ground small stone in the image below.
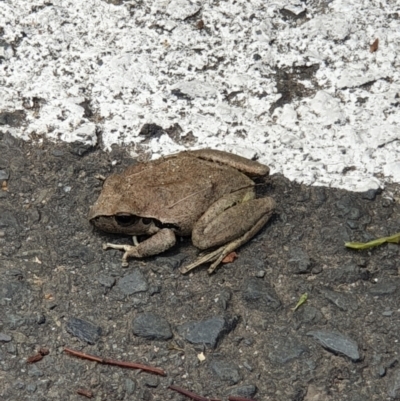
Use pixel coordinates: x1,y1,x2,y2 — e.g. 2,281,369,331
66,317,102,344
0,333,12,342
177,316,238,348
133,313,172,340
26,383,37,393
218,290,232,310
69,142,93,156
0,169,9,180
97,274,116,289
117,270,148,295
362,188,380,200
297,306,323,324
325,264,368,284
311,187,327,206
243,361,253,371
143,376,159,388
378,366,386,377
346,220,359,229
369,281,398,296
242,278,281,310
154,255,186,270
321,288,358,311
388,369,400,399
149,285,161,296
210,359,241,384
287,248,312,274
229,384,257,398
268,339,307,364
125,378,136,395
51,149,65,157
255,270,265,278
307,330,360,361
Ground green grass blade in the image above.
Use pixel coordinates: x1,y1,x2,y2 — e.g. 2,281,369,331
345,232,400,250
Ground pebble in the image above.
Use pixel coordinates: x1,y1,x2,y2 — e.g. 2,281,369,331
65,317,102,344
297,306,324,324
321,288,358,311
26,383,37,393
387,369,400,399
177,316,238,348
132,313,172,340
268,339,307,364
143,376,159,388
0,169,9,180
125,378,136,395
97,274,116,289
242,278,281,309
0,211,20,231
218,289,232,310
153,255,186,270
307,330,360,361
210,359,241,384
311,187,327,206
229,384,257,398
117,270,148,295
369,281,398,296
362,188,380,200
325,264,368,284
0,333,12,342
287,248,312,274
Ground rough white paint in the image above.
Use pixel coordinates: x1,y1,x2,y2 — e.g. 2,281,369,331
0,0,399,191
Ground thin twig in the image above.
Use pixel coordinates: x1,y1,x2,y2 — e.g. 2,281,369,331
77,388,93,398
26,347,50,363
64,347,166,376
168,385,221,401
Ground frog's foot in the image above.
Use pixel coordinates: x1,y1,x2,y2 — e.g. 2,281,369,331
103,243,137,267
103,230,176,267
180,211,273,275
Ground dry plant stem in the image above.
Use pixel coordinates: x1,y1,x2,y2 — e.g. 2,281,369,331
77,388,94,398
64,347,166,376
228,396,257,401
168,385,221,401
26,347,50,363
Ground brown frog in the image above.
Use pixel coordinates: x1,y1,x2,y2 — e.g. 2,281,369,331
88,149,275,274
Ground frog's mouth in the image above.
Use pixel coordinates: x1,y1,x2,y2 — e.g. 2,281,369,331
91,213,179,236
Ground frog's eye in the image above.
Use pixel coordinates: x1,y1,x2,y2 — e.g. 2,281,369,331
115,214,138,227
142,218,152,225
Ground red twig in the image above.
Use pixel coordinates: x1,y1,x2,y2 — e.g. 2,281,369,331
228,397,257,401
77,388,93,398
168,385,221,401
64,347,166,376
27,347,50,363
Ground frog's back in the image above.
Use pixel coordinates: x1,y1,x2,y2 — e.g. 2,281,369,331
117,155,254,235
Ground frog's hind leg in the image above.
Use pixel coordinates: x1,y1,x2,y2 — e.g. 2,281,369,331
180,195,275,274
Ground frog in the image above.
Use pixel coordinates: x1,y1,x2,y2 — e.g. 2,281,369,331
88,148,275,274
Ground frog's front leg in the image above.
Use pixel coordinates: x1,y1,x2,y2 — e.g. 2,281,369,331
104,228,176,267
181,189,275,274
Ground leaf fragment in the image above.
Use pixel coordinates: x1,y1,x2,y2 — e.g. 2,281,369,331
345,232,400,250
293,292,308,311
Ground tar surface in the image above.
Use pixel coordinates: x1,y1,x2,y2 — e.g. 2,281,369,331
1,133,400,401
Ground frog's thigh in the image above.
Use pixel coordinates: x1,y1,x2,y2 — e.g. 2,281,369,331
192,196,275,250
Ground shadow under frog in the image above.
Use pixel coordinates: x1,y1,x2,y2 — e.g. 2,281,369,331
88,148,275,274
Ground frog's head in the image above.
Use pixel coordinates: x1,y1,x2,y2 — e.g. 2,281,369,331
88,174,160,236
